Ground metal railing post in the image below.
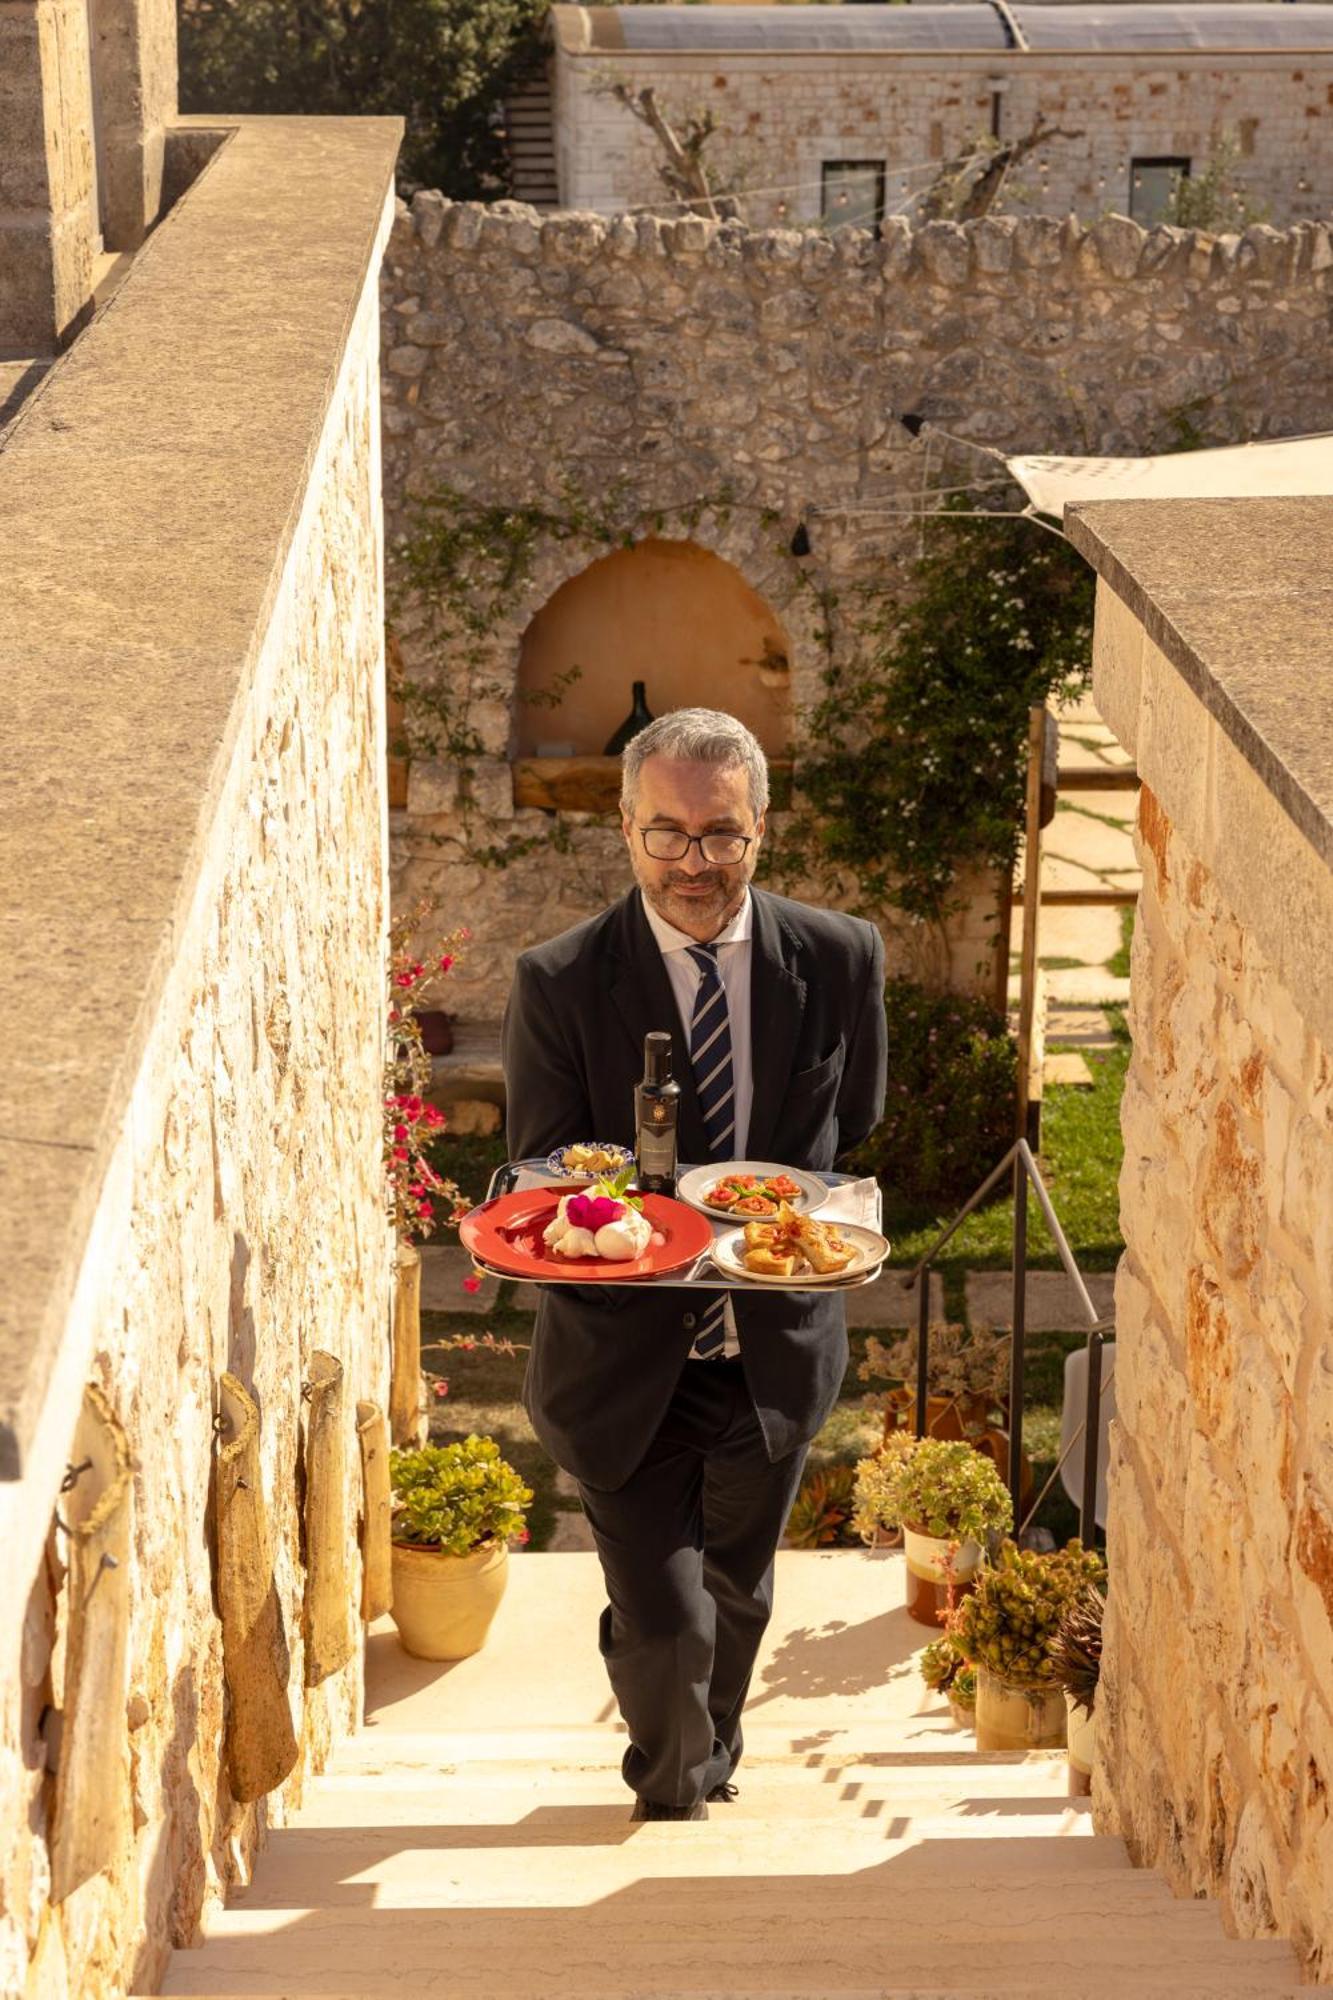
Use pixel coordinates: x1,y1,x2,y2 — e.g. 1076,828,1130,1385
1008,1151,1028,1525
1081,1328,1104,1545
915,1265,931,1439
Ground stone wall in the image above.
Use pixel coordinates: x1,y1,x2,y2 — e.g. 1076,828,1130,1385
1069,534,1333,1979
0,0,98,353
552,24,1333,228
381,193,1333,1020
0,118,399,2000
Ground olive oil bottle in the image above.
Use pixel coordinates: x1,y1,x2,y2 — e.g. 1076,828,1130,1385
635,1031,680,1193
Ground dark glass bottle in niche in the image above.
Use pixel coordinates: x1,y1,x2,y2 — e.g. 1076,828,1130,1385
604,681,654,756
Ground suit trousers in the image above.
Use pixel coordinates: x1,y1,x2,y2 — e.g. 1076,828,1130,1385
577,1355,809,1808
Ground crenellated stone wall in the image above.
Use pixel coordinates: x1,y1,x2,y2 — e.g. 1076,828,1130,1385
381,194,1333,1018
0,118,399,2000
1069,514,1333,1982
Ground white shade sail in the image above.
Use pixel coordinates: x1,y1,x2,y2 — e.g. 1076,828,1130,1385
1007,434,1333,516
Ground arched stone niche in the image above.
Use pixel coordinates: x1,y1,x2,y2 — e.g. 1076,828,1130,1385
513,537,795,758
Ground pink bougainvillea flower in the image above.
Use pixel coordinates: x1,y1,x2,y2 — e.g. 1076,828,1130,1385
566,1193,623,1231
462,1274,482,1294
433,1380,449,1399
516,1528,530,1545
438,954,454,973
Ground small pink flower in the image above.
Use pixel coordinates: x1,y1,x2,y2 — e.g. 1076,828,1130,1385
438,953,454,973
462,1274,482,1294
433,1380,449,1399
516,1528,530,1545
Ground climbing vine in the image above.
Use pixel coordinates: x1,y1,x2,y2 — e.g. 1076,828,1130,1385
763,502,1094,930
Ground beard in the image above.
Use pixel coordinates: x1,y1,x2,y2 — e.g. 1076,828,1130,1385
641,868,748,937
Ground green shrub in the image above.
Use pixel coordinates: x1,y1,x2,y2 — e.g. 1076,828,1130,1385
949,1540,1105,1691
853,1433,1013,1545
847,979,1017,1207
390,1436,532,1556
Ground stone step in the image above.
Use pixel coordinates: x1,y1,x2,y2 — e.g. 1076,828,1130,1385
141,1989,1307,2000
216,1812,1109,1904
158,1878,1299,1995
297,1771,1084,1825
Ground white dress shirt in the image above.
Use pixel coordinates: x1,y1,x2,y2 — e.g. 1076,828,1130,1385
641,888,753,1357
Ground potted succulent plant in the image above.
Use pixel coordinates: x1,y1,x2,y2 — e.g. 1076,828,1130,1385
949,1540,1105,1752
919,1634,976,1730
1052,1580,1105,1796
853,1433,1014,1627
389,1436,533,1661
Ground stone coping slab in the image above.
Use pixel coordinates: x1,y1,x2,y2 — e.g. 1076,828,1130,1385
0,115,402,1476
1067,497,1333,876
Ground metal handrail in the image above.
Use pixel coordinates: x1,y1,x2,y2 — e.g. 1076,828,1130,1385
898,1138,1113,1543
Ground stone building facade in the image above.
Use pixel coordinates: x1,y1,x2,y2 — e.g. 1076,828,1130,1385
0,117,400,1999
1071,498,1333,1979
547,3,1333,231
380,192,1333,1021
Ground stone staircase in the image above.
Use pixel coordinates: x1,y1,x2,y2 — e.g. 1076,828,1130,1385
152,1553,1301,1998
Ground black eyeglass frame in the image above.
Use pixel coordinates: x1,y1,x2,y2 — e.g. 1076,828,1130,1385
636,826,755,865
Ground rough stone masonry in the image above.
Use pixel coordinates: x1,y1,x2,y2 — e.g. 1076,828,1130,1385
380,195,1333,1018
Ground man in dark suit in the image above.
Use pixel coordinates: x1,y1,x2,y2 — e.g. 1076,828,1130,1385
502,708,886,1821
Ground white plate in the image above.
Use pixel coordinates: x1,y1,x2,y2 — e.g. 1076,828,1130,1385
676,1160,829,1221
544,1142,635,1181
711,1220,890,1286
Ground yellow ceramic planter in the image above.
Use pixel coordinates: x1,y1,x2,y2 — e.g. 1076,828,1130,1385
389,1538,509,1661
974,1667,1067,1751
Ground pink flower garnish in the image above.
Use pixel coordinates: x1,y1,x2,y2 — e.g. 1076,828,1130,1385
566,1193,623,1231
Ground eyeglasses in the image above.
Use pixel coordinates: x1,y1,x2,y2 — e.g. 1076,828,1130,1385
637,826,754,865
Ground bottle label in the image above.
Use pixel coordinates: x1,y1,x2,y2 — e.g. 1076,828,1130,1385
638,1128,677,1178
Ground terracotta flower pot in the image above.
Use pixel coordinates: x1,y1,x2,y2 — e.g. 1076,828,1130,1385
902,1525,982,1628
389,1538,509,1661
974,1667,1067,1752
1066,1693,1095,1796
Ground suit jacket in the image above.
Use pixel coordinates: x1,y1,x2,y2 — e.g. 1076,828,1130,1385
500,886,887,1489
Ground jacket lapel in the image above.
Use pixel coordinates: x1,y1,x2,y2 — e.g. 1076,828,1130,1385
745,889,806,1161
608,893,711,1162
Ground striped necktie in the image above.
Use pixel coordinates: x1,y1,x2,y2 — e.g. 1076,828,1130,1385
686,943,734,1360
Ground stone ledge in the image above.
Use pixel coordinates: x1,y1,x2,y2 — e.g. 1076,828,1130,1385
393,189,1333,293
0,114,402,1478
1069,498,1333,879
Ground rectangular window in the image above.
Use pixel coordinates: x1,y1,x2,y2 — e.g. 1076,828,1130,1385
821,160,886,230
1129,156,1190,226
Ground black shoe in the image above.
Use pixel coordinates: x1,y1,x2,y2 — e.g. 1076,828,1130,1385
706,1780,738,1803
630,1798,709,1821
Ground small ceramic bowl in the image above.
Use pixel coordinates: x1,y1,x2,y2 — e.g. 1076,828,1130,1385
544,1141,635,1181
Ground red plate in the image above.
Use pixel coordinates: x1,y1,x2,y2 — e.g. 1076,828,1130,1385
459,1189,714,1282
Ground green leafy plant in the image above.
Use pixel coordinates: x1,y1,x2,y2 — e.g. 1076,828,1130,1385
920,1633,965,1695
859,1322,1012,1437
852,1434,1014,1546
786,1464,859,1548
178,0,548,198
1163,130,1266,233
1051,1580,1106,1713
390,1436,533,1556
845,980,1018,1208
949,1540,1106,1692
769,500,1093,927
951,1663,978,1708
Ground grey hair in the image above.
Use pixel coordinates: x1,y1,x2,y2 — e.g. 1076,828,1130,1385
620,708,770,822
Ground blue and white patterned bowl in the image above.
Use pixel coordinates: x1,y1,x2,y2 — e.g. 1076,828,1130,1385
544,1141,635,1181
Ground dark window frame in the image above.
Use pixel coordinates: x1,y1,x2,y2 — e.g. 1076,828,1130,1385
821,159,887,229
1128,155,1191,224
